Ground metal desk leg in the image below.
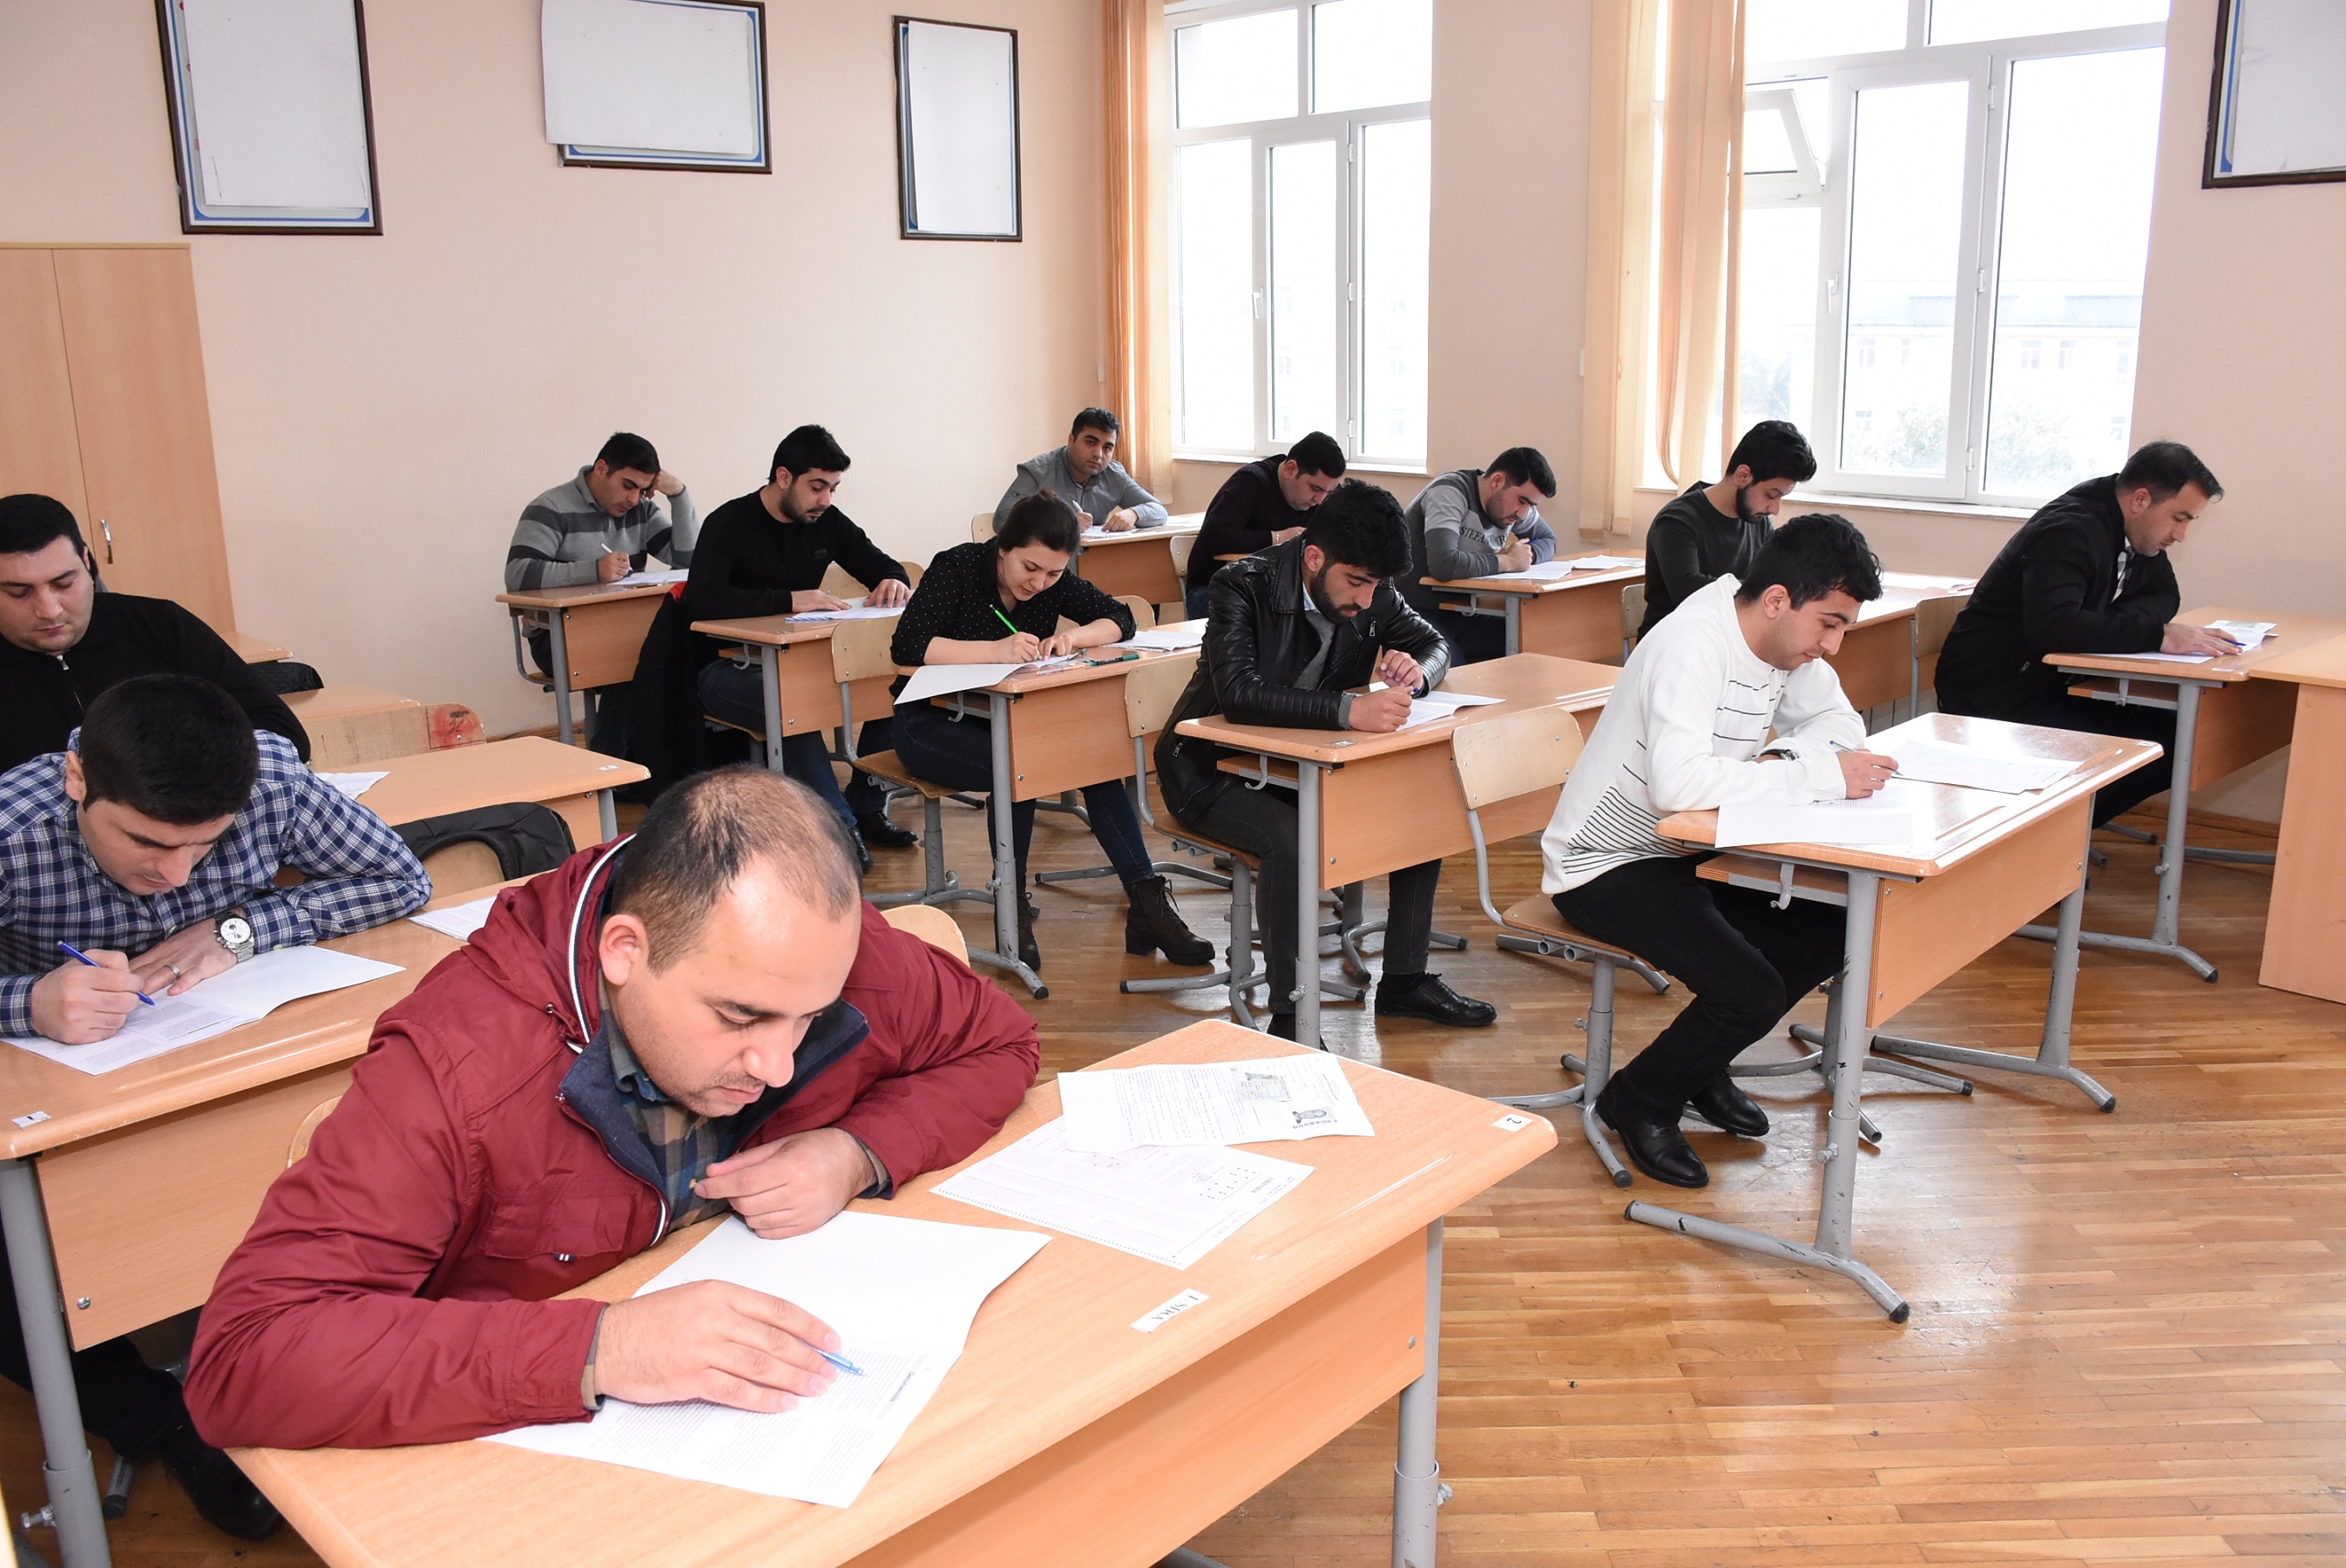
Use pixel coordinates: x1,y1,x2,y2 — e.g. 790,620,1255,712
1503,598,1521,658
595,789,617,844
1392,1217,1447,1568
759,647,786,774
0,1161,112,1568
548,612,577,748
1295,762,1324,1043
984,694,1046,998
1626,873,1910,1321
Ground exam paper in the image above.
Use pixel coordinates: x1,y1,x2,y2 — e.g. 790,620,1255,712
1713,781,1923,850
936,1119,1310,1269
785,598,905,623
408,895,497,942
1886,737,2075,794
896,655,1082,705
1397,691,1506,730
617,567,690,587
2207,619,2275,651
314,770,388,800
1058,1054,1375,1153
3,946,405,1075
1119,622,1207,651
487,1213,1047,1507
2118,650,2216,665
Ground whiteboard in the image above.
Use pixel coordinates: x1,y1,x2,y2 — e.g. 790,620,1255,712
896,18,1022,240
157,0,381,231
2207,0,2346,185
542,0,768,171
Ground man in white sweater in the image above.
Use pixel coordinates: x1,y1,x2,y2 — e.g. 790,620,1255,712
1541,515,1898,1187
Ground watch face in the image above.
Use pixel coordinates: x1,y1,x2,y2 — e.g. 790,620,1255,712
219,916,254,949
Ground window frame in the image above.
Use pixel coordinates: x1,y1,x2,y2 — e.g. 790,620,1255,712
1166,0,1434,470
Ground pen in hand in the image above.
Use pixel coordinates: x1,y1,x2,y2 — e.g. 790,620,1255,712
815,1347,865,1377
56,941,157,1007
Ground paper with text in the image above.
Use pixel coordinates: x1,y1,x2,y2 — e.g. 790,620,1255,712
409,896,497,942
2207,619,2275,652
896,656,1082,705
1714,780,1924,850
1886,737,2076,794
785,598,905,623
1119,622,1207,651
617,567,691,586
1058,1055,1374,1153
1397,691,1506,730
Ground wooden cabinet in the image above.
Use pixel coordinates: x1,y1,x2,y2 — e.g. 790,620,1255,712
0,244,240,637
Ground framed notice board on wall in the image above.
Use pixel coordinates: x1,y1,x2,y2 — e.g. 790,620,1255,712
541,0,770,172
893,17,1022,240
2204,0,2346,187
152,0,383,233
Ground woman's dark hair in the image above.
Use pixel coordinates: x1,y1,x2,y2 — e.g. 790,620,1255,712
1726,419,1818,486
770,423,852,479
1301,479,1412,581
78,674,260,825
595,431,660,476
996,490,1081,555
0,494,87,558
1736,513,1883,609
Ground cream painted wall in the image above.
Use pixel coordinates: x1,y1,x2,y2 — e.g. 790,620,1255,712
0,0,1106,733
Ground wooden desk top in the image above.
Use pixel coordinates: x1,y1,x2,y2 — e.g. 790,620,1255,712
1428,550,1645,598
1655,713,2160,878
1078,517,1204,547
233,631,291,663
234,1019,1556,1568
688,613,868,649
2242,629,2346,690
2047,606,2346,685
991,643,1199,697
1178,652,1619,767
284,686,420,721
359,739,646,827
497,579,678,612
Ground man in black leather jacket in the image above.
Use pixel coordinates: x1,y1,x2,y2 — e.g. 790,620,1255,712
1157,481,1498,1042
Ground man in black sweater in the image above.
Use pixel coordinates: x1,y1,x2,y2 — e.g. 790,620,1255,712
1183,431,1347,616
1637,420,1816,639
0,494,307,773
1936,440,2239,825
626,427,913,855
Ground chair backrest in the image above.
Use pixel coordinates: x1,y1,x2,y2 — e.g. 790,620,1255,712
882,903,970,967
818,562,860,598
1169,532,1195,576
1123,654,1198,741
1619,582,1646,641
287,1092,345,1166
420,840,506,901
829,614,901,685
1116,594,1156,632
898,558,925,589
969,511,995,544
1914,593,1966,659
1450,704,1587,812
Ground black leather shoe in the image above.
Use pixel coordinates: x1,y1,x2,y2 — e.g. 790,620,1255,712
1594,1084,1708,1188
848,830,872,877
1374,973,1498,1028
855,811,918,850
1017,898,1041,972
1266,1012,1328,1050
1686,1076,1769,1137
153,1417,281,1541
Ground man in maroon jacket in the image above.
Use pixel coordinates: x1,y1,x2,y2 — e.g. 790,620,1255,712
184,768,1039,1450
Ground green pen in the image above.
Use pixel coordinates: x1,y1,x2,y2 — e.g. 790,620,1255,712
990,606,1023,638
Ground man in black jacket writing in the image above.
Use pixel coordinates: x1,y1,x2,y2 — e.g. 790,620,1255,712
1935,440,2236,825
1158,480,1497,1043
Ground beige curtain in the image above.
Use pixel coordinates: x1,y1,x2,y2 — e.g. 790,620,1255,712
1104,0,1170,494
1579,0,1746,534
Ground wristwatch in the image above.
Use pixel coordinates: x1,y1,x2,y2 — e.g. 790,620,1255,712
213,908,256,964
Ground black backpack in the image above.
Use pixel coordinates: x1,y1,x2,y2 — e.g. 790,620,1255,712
393,802,576,882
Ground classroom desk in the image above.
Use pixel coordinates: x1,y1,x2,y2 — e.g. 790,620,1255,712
2242,633,2346,1003
1644,714,2161,1318
233,1018,1558,1568
2041,606,2346,981
0,899,477,1567
497,579,673,747
232,632,290,664
1824,571,1974,716
1421,551,1646,663
284,685,427,768
686,612,900,774
356,736,646,847
1072,515,1203,605
1175,653,1620,1042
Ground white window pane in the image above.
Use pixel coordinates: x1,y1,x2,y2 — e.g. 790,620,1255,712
1841,79,1969,477
1175,10,1297,130
1270,142,1339,445
1312,0,1430,113
1358,118,1430,463
1984,48,2163,497
1739,206,1822,429
1748,0,1906,64
1173,139,1256,450
1744,106,1798,173
1930,0,2167,46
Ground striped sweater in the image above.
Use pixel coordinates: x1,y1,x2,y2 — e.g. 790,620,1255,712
504,467,699,591
1540,576,1864,894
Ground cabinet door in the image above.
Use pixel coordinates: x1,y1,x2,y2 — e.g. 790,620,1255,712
0,248,91,520
52,247,238,635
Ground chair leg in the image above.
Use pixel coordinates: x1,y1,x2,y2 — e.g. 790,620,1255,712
1492,957,1629,1187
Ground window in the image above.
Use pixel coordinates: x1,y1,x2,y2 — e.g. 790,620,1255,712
1168,0,1432,467
1741,1,2167,504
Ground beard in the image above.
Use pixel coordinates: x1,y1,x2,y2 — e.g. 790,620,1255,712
1734,483,1763,524
1305,563,1359,621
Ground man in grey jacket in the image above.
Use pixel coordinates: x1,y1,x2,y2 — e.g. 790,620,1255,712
1401,447,1559,664
993,409,1166,533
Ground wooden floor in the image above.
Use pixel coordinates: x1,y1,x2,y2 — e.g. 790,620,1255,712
9,789,2342,1567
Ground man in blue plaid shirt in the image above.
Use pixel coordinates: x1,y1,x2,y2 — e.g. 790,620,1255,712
0,672,427,1539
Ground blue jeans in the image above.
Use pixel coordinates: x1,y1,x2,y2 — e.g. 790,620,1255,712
1183,585,1212,620
893,705,1154,889
698,659,893,826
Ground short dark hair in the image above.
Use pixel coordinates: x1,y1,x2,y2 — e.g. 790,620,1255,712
770,424,852,480
1286,431,1347,479
2117,440,2221,504
1736,513,1883,609
996,490,1081,555
1485,447,1557,497
595,432,659,476
0,494,87,559
1726,420,1818,487
1302,479,1413,581
608,767,859,970
77,675,260,825
1071,408,1121,442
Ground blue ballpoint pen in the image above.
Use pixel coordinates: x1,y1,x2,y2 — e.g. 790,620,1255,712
56,941,158,1007
815,1348,865,1377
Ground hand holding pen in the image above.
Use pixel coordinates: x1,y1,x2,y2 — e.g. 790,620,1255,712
30,942,153,1045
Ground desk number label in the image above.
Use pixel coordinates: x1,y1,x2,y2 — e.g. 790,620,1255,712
11,1111,48,1128
1492,1113,1533,1132
1132,1289,1208,1333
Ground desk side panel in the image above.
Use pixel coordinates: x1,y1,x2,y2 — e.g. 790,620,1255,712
1518,585,1630,665
1825,618,1910,713
1077,541,1180,605
2259,685,2346,1004
560,596,662,689
1320,752,1555,890
2190,676,2296,790
1008,679,1134,802
1868,800,2088,1027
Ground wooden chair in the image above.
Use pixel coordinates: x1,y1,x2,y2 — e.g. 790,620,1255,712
1116,595,1157,632
826,618,967,912
969,510,995,544
881,902,969,968
1168,531,1195,580
1909,593,1964,721
287,1093,345,1166
1620,582,1646,660
818,562,860,599
418,841,505,901
898,558,925,590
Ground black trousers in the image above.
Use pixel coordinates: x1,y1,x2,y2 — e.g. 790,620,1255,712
1170,777,1439,1012
2007,692,2177,827
0,1216,184,1457
1553,855,1845,1120
1424,605,1510,666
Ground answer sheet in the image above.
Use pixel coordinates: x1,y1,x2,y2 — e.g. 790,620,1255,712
1713,780,1923,850
1397,691,1505,730
2207,619,2276,651
486,1213,1047,1507
408,895,498,942
1058,1054,1375,1153
1886,737,2076,794
3,946,405,1074
936,1119,1310,1269
616,567,690,587
783,598,904,622
314,770,388,800
1119,622,1207,651
895,655,1082,706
